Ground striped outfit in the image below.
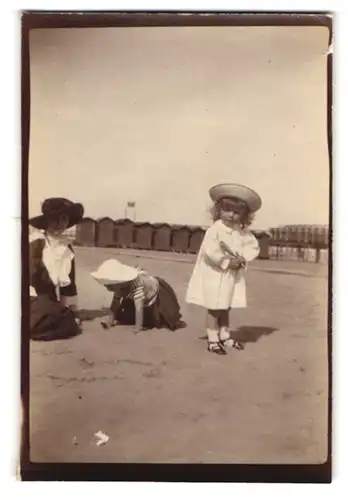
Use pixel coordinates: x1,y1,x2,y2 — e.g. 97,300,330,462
111,275,183,331
124,274,159,307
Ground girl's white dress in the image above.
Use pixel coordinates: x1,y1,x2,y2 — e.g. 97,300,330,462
185,220,259,310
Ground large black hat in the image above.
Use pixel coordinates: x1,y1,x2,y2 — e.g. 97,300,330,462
29,198,84,230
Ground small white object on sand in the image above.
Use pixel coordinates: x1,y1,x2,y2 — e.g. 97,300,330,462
94,430,109,446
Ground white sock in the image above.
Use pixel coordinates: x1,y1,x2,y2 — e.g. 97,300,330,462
219,326,230,342
206,328,219,343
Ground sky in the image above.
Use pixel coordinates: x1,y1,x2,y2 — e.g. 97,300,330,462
28,26,330,229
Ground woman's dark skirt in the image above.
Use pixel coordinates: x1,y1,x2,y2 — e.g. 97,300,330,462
29,295,81,341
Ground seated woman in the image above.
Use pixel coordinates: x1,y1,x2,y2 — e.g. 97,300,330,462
90,259,184,333
29,197,84,341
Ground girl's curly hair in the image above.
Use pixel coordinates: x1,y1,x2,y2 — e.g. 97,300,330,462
209,198,255,227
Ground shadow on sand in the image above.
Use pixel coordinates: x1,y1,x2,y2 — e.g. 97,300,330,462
78,308,110,321
78,308,187,331
231,325,278,343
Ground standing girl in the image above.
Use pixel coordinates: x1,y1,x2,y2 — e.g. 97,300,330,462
185,183,261,355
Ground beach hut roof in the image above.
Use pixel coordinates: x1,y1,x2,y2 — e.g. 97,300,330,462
189,225,207,232
152,222,171,228
273,224,329,229
171,224,190,230
252,229,272,238
81,216,96,222
134,221,153,228
97,216,114,222
114,218,133,224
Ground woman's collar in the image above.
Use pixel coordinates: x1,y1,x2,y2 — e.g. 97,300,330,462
29,231,45,243
45,232,71,247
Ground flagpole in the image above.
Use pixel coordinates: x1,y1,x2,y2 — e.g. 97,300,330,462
125,201,136,221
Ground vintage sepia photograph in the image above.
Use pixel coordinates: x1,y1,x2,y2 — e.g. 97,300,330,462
21,12,332,482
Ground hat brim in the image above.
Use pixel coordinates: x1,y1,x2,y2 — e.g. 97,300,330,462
90,271,138,286
209,184,262,212
29,203,84,230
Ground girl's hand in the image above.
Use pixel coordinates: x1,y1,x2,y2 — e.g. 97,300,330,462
101,315,117,329
229,257,244,270
75,317,83,328
239,256,247,268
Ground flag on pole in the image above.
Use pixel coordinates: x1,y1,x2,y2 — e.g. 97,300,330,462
127,201,136,208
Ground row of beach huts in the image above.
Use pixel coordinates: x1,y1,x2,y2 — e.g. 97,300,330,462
75,218,220,254
72,218,329,260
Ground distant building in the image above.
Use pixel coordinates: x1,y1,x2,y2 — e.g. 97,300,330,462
114,218,134,248
188,226,206,254
171,225,191,253
96,217,115,247
75,218,96,246
153,223,171,251
134,222,153,250
252,230,271,259
269,224,329,248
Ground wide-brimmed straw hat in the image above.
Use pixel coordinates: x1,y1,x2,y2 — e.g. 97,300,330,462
209,183,262,212
29,198,84,230
90,259,138,286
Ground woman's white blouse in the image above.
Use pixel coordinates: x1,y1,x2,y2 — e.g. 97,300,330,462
29,232,74,297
